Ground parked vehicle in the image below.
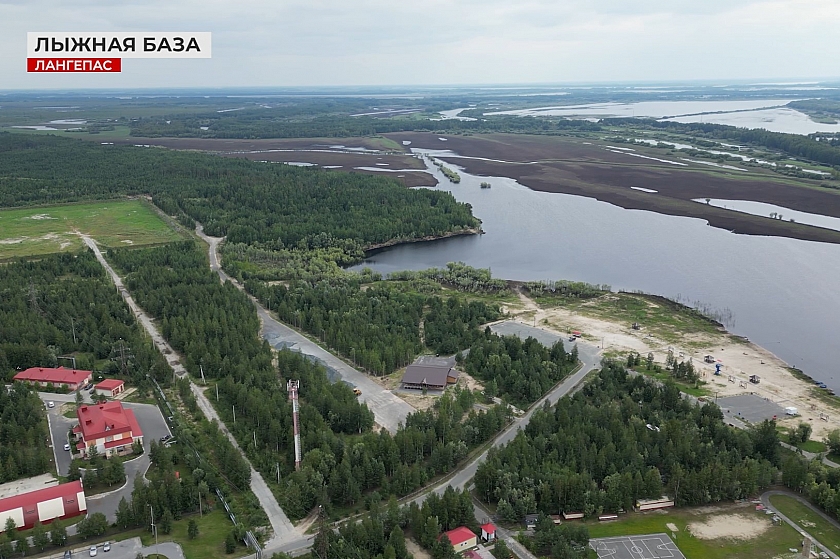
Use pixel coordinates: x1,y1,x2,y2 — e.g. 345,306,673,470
47,401,55,408
64,443,71,451
102,542,110,552
89,546,97,557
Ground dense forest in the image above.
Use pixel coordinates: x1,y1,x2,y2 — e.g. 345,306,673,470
464,333,577,408
103,241,513,520
0,383,53,483
475,361,779,521
0,134,478,259
246,276,501,376
0,250,171,387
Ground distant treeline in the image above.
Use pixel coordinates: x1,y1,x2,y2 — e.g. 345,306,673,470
602,118,840,169
128,111,603,139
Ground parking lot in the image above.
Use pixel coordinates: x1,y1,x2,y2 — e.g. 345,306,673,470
716,393,786,423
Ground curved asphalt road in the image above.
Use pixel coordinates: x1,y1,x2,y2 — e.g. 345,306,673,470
762,489,840,559
264,323,603,557
194,224,416,434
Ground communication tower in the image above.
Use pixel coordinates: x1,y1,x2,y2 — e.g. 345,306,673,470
287,379,302,471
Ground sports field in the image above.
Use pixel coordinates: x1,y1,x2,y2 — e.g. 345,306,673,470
0,199,183,258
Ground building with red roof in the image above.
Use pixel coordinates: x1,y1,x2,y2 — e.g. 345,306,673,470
440,526,477,553
0,480,86,531
94,379,125,398
480,523,496,542
72,402,143,459
13,367,92,391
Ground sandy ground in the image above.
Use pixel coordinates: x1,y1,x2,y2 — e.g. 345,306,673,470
502,292,840,439
406,538,433,559
687,513,770,540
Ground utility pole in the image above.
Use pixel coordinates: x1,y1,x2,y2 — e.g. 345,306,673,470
232,405,236,424
149,504,157,548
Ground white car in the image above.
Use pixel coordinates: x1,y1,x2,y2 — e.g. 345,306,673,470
47,401,55,409
102,542,110,552
64,443,71,451
89,546,97,557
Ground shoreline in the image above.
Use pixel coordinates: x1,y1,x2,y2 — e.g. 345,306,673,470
362,226,483,254
499,288,840,439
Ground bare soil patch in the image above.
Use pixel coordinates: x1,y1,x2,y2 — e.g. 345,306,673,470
687,513,770,541
405,538,433,559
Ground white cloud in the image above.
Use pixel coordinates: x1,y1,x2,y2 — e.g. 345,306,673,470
0,0,837,88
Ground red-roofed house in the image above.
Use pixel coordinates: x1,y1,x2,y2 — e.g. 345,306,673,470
13,367,92,391
439,526,477,553
0,480,86,531
94,379,125,398
72,402,143,458
480,523,496,542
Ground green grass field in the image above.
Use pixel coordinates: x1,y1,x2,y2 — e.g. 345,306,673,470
769,494,840,555
135,509,242,559
586,505,803,559
0,200,183,259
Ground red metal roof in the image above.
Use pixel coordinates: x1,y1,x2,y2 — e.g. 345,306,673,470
14,367,92,386
95,379,124,390
481,523,496,534
0,480,84,514
441,526,476,547
75,402,143,442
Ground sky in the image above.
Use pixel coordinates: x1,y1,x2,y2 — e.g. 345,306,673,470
2,0,840,89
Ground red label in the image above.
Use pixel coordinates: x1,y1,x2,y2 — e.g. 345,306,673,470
27,58,121,72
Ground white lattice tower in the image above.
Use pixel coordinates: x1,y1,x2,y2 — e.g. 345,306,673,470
287,379,301,471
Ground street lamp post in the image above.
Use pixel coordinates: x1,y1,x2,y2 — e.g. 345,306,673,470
149,504,158,548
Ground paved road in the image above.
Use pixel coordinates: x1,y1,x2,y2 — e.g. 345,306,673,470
83,236,297,546
195,224,415,434
261,323,603,558
762,489,840,559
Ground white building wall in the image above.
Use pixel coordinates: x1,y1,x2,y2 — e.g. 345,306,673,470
77,491,87,513
0,508,24,531
37,497,65,522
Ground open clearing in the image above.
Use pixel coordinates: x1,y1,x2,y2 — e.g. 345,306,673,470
502,290,840,439
586,502,802,559
0,199,183,259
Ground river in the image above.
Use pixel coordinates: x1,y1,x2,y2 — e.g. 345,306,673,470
350,151,840,390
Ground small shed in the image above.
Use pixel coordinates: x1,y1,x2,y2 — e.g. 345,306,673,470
562,511,584,520
480,522,496,542
523,514,539,529
94,379,125,398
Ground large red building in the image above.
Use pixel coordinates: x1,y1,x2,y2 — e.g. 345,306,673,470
13,367,92,391
0,480,86,532
72,402,143,458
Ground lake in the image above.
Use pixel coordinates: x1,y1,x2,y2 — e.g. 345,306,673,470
351,151,840,389
484,99,840,135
